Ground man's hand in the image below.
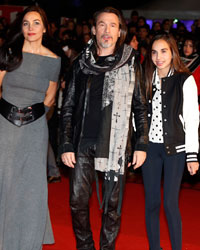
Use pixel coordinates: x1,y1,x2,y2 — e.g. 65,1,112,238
128,151,147,169
187,162,199,175
61,152,76,168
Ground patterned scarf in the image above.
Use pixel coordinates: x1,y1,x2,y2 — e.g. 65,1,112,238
79,40,136,214
79,40,136,181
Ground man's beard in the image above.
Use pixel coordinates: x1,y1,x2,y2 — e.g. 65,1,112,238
100,42,112,48
99,35,113,48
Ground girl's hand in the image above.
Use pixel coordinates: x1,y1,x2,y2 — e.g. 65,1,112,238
187,162,199,175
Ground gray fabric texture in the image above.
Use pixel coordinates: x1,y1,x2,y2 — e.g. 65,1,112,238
0,52,61,250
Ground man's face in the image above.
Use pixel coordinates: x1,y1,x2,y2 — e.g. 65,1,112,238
92,12,121,55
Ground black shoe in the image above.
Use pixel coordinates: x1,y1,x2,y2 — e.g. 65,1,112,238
47,176,61,183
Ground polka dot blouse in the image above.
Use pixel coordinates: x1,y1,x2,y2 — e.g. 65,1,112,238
149,75,164,143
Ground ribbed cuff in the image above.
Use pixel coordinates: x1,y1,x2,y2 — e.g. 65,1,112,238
186,152,198,162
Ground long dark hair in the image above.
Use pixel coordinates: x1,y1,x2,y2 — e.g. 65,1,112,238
91,6,127,55
182,34,199,57
145,33,190,98
0,6,49,72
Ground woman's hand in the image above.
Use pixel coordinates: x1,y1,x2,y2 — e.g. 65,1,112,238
0,70,6,97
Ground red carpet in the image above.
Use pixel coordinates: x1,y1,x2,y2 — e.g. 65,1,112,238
43,173,200,250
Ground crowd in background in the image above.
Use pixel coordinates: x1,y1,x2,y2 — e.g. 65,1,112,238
0,9,200,85
0,9,200,73
0,8,200,182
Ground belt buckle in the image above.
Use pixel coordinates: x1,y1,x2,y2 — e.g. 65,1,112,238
11,106,18,113
10,107,23,127
21,109,34,125
24,113,34,123
18,108,24,114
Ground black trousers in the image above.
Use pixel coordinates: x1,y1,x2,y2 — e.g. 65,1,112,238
142,143,185,250
69,145,127,250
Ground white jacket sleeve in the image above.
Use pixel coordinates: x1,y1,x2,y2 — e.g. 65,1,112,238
183,75,199,161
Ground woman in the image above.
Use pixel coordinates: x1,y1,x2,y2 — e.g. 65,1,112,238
128,33,139,50
142,33,199,250
181,36,200,106
126,33,144,64
0,6,61,250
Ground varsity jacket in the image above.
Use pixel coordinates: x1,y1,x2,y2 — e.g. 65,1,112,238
147,72,199,162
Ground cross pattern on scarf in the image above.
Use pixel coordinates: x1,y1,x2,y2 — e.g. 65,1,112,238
95,57,135,179
113,112,121,122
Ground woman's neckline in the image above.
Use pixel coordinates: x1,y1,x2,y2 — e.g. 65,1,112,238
23,51,58,59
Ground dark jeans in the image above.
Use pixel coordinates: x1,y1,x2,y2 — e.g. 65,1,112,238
69,145,127,250
142,143,185,250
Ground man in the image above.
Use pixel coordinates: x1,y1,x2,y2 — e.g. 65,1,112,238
60,7,148,250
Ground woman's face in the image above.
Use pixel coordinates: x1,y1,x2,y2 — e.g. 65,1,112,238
130,35,139,50
183,40,194,57
22,11,46,44
151,39,172,77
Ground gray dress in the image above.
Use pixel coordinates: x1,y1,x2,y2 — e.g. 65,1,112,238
0,52,61,250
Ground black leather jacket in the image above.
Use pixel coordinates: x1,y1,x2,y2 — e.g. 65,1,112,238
60,48,148,158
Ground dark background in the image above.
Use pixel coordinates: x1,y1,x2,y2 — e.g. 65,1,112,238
0,0,151,20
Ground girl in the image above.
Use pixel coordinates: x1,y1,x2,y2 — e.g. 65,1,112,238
142,33,199,250
181,36,200,109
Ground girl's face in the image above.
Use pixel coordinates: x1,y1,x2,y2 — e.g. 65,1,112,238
22,11,46,44
151,39,172,77
183,40,194,57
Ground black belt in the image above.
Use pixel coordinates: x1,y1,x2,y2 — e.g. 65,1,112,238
0,98,45,127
